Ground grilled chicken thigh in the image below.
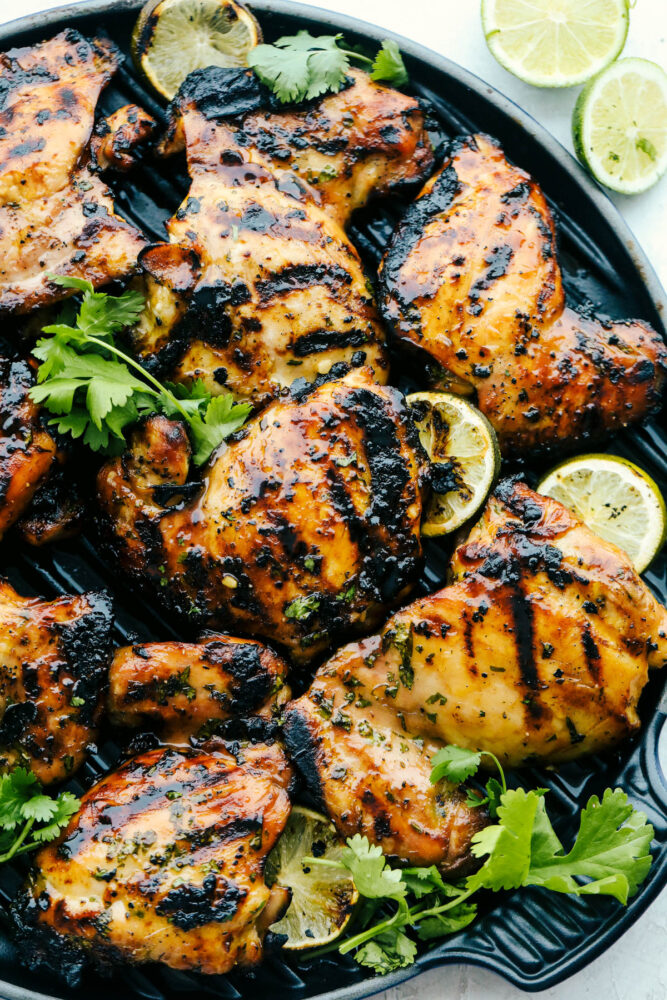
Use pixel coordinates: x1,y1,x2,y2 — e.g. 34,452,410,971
130,67,433,406
0,579,113,784
15,741,293,983
285,479,667,864
215,67,435,228
109,635,290,742
0,30,149,314
380,134,667,452
0,357,58,540
97,367,425,663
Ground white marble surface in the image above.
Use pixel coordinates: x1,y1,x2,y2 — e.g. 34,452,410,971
1,0,666,997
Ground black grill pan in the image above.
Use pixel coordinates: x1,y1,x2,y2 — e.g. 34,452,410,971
0,2,666,998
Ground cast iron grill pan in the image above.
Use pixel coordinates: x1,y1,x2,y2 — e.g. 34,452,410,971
0,2,665,997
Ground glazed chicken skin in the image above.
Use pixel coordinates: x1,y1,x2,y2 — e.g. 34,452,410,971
108,634,290,743
380,134,667,452
0,579,113,784
0,30,151,314
0,357,58,540
285,479,667,865
15,741,293,983
130,66,433,406
208,67,435,228
97,367,425,663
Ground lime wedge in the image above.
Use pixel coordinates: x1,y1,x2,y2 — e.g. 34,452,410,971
132,0,262,101
406,392,500,537
481,0,629,88
265,806,358,950
538,454,667,573
573,57,667,194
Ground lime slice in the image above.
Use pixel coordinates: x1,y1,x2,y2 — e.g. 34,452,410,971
538,454,667,573
265,806,358,950
573,57,667,194
132,0,262,101
406,392,500,537
481,0,629,88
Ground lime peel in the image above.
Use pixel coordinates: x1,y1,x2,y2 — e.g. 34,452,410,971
537,453,667,573
572,57,667,195
265,806,358,950
406,392,500,537
481,0,629,89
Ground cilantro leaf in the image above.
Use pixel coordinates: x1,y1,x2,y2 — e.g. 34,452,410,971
248,32,408,104
355,928,417,974
341,834,406,899
31,792,80,843
0,771,80,863
415,901,477,939
249,32,348,103
467,788,538,891
525,788,653,903
188,393,253,466
0,769,41,829
31,281,250,464
371,40,408,86
20,795,58,824
431,745,482,784
401,865,459,900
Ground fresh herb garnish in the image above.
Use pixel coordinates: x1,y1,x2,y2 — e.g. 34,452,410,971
300,747,653,975
0,768,79,863
285,593,321,620
248,31,408,104
29,276,251,466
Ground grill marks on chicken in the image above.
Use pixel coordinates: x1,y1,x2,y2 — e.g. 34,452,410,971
380,134,667,452
108,635,290,743
0,30,149,314
285,480,667,865
222,68,435,228
0,579,113,784
284,658,487,872
97,368,425,662
130,67,433,405
15,742,293,983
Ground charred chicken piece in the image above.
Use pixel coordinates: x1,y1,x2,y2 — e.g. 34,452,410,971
15,741,293,983
15,464,87,546
380,134,667,453
97,367,425,663
0,579,113,784
0,30,149,314
90,102,156,172
285,479,667,865
108,634,290,743
129,65,434,406
0,357,58,541
218,67,435,228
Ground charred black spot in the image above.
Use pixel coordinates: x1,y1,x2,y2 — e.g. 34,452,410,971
283,710,326,809
155,873,245,929
256,263,351,303
292,327,369,357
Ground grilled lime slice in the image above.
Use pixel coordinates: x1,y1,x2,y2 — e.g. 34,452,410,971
572,57,667,194
406,392,500,537
538,454,667,573
265,806,357,950
132,0,262,100
481,0,629,88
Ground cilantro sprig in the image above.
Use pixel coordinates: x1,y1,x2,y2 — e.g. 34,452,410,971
300,747,654,975
247,32,408,104
0,769,79,863
29,276,251,465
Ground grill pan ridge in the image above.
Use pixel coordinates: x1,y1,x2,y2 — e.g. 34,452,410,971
0,2,666,997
